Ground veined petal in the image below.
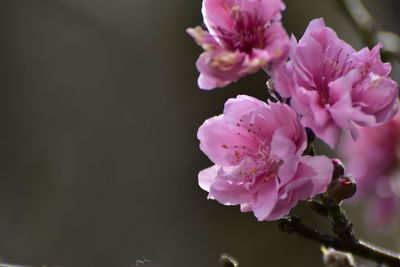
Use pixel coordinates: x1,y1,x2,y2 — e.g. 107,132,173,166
299,155,334,195
202,0,234,35
199,165,219,191
252,178,279,221
270,128,297,160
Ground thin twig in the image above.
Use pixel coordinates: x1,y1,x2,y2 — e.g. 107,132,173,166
279,216,400,266
337,0,400,63
337,0,376,46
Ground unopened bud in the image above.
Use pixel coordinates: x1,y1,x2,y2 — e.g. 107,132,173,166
327,175,357,203
332,159,345,180
220,254,239,267
322,247,356,267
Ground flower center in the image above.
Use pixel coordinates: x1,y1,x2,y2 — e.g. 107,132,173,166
254,142,282,181
221,120,282,182
215,9,268,54
313,49,354,105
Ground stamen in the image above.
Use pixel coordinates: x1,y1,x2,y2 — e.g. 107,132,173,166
215,9,268,54
313,48,354,105
223,120,283,182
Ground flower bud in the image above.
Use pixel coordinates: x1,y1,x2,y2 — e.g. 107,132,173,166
322,247,356,267
331,158,345,181
327,175,357,203
220,254,239,267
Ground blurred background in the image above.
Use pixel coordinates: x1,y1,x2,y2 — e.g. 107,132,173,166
0,0,399,266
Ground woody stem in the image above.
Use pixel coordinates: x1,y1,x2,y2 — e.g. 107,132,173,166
278,215,400,266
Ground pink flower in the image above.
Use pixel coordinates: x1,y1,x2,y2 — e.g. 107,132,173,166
187,0,289,90
273,18,399,148
339,111,400,228
198,95,333,221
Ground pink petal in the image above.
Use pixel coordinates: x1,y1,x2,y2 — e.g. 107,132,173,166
198,165,219,191
252,179,279,221
223,95,265,124
202,0,233,34
277,156,300,186
299,155,334,195
302,119,340,148
328,69,360,105
198,73,229,90
209,179,252,205
270,128,297,160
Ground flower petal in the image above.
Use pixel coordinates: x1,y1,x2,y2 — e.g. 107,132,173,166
252,178,279,221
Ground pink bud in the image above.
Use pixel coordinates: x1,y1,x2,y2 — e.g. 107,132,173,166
327,175,357,203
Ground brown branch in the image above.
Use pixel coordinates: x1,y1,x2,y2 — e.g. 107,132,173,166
337,0,400,63
279,216,400,266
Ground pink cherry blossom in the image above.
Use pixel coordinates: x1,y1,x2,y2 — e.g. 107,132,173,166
273,18,399,148
187,0,289,90
198,95,333,221
339,111,400,228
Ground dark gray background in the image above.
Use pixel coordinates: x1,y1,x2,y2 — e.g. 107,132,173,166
0,0,398,266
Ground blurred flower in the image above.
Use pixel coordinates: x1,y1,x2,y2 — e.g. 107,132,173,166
197,95,333,221
187,0,289,90
273,18,399,148
339,111,400,227
322,247,356,267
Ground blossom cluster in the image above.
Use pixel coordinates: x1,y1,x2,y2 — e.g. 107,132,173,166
189,0,399,221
